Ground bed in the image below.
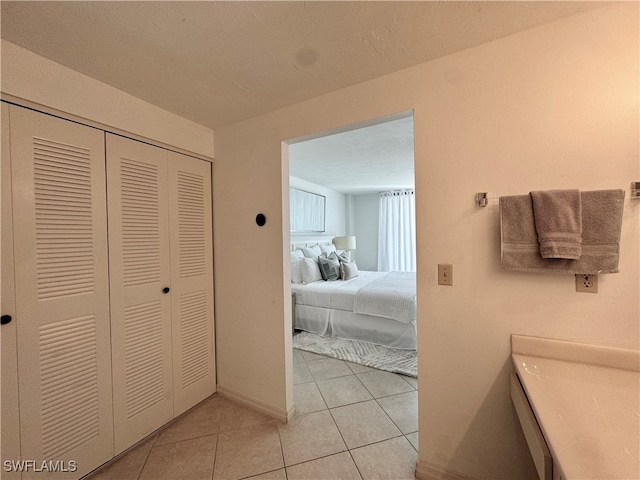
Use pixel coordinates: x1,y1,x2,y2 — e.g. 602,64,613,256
290,239,417,350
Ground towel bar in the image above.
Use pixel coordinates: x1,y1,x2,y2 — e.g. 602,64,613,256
475,192,498,207
477,184,640,207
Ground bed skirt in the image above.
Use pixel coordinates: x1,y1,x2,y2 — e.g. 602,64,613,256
295,304,416,350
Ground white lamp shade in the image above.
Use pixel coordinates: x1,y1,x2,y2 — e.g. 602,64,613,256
333,236,356,250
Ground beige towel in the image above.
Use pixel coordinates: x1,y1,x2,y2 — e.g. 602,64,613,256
500,190,625,274
530,189,582,259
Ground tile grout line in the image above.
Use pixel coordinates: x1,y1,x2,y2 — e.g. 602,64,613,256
210,428,218,480
95,353,416,480
136,434,157,480
301,348,418,454
304,352,405,478
317,374,365,479
295,349,419,478
275,422,288,480
304,351,361,477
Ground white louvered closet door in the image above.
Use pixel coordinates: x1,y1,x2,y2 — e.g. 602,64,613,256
2,103,22,480
106,134,173,454
8,105,114,479
168,153,215,416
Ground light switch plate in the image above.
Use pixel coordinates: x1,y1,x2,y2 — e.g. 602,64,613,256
438,264,453,286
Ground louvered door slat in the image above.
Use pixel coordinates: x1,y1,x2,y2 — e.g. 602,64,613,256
180,291,209,388
33,137,95,301
168,153,215,416
9,105,113,479
40,316,99,460
106,134,173,455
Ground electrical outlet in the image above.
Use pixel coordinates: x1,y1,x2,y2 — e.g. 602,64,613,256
438,264,453,286
575,274,598,293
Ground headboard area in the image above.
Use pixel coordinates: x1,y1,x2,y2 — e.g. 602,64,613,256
291,235,335,251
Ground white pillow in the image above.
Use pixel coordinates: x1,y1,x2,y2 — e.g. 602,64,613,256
291,249,304,262
319,244,336,254
302,245,322,258
291,259,303,284
301,257,322,283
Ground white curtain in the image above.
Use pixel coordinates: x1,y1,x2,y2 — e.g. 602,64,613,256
378,190,416,272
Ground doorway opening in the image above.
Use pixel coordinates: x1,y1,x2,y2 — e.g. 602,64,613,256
284,111,418,447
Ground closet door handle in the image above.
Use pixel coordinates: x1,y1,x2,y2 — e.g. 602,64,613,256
162,287,170,294
1,315,12,325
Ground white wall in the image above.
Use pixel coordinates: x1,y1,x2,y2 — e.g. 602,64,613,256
352,193,379,270
289,176,346,240
213,5,639,479
0,40,214,158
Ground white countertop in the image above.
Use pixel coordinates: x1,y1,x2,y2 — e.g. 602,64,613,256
511,335,639,480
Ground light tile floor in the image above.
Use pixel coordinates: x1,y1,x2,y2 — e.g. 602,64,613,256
87,349,418,480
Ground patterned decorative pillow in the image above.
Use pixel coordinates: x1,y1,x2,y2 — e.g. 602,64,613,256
340,261,359,280
331,251,350,263
319,244,336,254
318,255,340,281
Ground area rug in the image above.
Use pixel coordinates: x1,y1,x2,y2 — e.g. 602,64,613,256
293,331,417,378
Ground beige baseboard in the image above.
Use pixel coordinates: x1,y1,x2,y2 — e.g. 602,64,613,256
216,384,293,423
286,403,296,422
415,460,473,480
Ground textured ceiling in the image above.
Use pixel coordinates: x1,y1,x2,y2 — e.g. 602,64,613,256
289,115,415,195
1,1,606,130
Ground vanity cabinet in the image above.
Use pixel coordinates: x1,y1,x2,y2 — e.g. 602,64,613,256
512,372,566,480
1,103,215,478
510,373,553,480
511,334,638,480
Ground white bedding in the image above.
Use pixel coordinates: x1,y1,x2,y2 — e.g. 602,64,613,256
291,270,417,349
293,271,416,322
352,272,416,324
293,271,381,311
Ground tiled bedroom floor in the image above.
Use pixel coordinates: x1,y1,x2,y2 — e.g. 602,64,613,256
88,349,418,480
